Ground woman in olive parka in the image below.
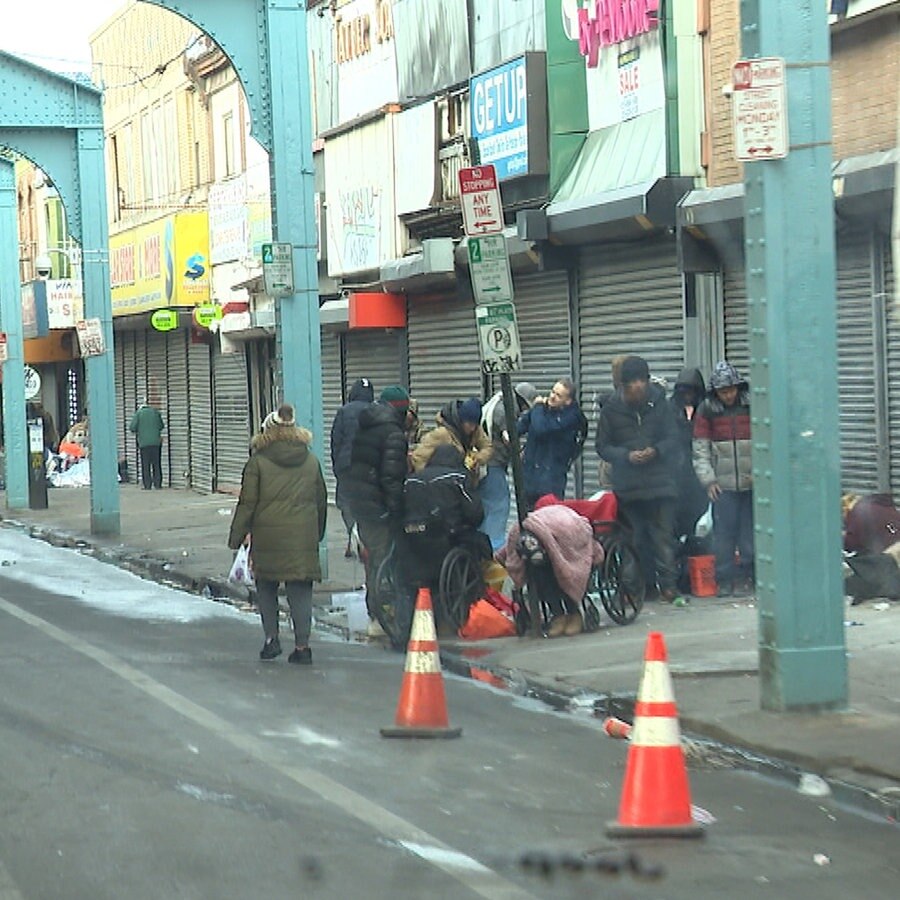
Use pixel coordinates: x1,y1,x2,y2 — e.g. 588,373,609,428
228,404,327,664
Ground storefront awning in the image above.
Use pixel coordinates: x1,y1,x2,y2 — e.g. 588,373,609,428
544,108,693,243
678,147,898,271
380,238,456,294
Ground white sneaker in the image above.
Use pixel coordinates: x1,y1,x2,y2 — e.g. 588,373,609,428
367,619,386,638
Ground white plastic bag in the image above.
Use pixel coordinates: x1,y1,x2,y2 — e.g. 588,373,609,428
695,504,713,538
228,543,255,587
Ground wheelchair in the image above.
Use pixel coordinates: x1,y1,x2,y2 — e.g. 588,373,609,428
518,494,645,633
370,526,488,650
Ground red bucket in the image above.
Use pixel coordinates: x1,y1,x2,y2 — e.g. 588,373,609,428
687,555,717,597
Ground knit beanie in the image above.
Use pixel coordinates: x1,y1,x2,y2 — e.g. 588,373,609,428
262,403,296,431
620,356,650,385
514,382,538,406
458,397,483,425
379,385,410,411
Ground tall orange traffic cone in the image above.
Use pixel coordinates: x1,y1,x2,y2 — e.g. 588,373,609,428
381,588,462,739
606,632,704,838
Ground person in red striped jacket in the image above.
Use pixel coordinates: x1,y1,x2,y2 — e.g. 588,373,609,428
692,361,754,596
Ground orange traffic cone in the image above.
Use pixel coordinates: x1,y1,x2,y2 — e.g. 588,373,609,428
606,632,704,838
381,588,462,739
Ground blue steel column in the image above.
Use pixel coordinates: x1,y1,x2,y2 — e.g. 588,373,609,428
265,2,322,451
0,155,28,509
78,129,120,535
741,1,847,709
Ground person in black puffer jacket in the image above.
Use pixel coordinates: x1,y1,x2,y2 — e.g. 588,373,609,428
596,356,681,602
330,377,375,557
670,367,709,542
345,385,410,623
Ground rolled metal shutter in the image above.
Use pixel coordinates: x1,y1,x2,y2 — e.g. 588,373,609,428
146,331,168,484
836,230,879,494
885,239,900,496
577,238,684,497
344,329,405,398
188,343,214,493
723,269,750,376
135,332,148,414
320,330,344,501
407,293,483,428
121,332,139,482
494,269,572,394
166,331,191,489
213,346,251,491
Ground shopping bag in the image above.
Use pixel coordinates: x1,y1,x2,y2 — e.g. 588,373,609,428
458,598,516,640
228,543,255,587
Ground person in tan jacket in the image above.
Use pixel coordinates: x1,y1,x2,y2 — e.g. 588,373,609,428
410,398,492,480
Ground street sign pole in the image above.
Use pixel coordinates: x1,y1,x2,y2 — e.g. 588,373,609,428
741,0,847,710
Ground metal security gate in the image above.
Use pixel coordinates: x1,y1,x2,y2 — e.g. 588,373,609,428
343,329,405,399
723,269,749,376
577,238,684,497
885,238,900,497
496,269,572,395
836,230,880,494
407,293,483,429
188,342,214,493
165,331,191,489
320,330,344,501
121,332,139,483
213,345,251,491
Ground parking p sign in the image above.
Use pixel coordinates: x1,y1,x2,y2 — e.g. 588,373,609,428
475,302,521,374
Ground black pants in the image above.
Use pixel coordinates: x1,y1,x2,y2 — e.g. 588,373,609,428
139,444,163,489
357,517,393,618
618,498,677,594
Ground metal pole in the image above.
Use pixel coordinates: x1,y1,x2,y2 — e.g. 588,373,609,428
0,155,28,509
741,0,847,709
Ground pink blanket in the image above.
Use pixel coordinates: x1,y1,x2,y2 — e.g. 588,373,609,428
498,505,605,602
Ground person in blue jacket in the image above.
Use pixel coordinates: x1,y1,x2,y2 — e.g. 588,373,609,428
517,377,587,509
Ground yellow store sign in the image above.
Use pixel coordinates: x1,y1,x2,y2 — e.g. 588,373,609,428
110,212,211,315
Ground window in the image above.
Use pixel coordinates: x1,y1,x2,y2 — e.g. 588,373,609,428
223,112,235,177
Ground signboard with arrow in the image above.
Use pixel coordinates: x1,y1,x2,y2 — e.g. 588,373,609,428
732,57,788,162
458,165,504,236
467,235,514,304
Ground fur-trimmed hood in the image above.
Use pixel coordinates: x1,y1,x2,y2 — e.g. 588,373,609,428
251,425,313,468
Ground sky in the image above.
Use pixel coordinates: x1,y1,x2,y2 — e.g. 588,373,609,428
0,0,128,74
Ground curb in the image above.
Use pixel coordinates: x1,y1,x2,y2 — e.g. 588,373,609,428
439,645,900,825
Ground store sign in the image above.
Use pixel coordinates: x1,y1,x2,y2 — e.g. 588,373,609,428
470,54,548,181
563,0,660,68
150,309,179,332
45,279,84,329
21,282,49,339
24,365,41,400
335,0,399,124
208,176,248,265
193,304,224,329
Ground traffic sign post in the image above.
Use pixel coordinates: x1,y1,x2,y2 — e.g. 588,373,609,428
732,57,788,161
468,235,514,303
458,165,504,236
262,241,295,297
475,302,521,375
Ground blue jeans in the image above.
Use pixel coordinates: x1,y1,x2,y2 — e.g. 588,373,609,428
477,466,510,552
712,490,754,584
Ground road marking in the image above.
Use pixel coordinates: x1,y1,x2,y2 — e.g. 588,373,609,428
0,597,536,900
0,858,26,900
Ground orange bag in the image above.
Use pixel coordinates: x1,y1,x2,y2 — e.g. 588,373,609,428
458,598,517,640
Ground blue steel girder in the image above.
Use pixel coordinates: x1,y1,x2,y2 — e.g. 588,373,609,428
0,51,104,243
142,0,272,152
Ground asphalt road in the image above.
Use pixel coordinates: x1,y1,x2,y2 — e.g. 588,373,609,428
0,531,896,900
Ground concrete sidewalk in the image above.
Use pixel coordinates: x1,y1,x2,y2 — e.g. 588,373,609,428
2,484,899,817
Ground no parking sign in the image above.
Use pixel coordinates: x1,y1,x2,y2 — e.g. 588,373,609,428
475,302,521,374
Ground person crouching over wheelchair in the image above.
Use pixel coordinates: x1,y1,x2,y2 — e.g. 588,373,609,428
400,444,492,630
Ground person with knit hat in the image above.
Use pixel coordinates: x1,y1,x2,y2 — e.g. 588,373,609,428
330,377,375,557
692,360,754,595
228,403,327,664
596,356,683,604
344,385,411,632
409,397,492,478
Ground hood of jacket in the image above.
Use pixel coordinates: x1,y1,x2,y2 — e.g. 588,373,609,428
348,378,375,403
357,400,404,430
436,401,466,439
251,426,312,467
674,367,705,393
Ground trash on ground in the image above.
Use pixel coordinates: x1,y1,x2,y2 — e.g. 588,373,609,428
798,773,831,797
813,853,830,866
690,804,717,825
872,602,891,611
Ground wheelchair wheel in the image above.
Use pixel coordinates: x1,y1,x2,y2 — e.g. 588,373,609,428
371,548,414,651
581,568,603,633
438,547,484,629
597,537,645,625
